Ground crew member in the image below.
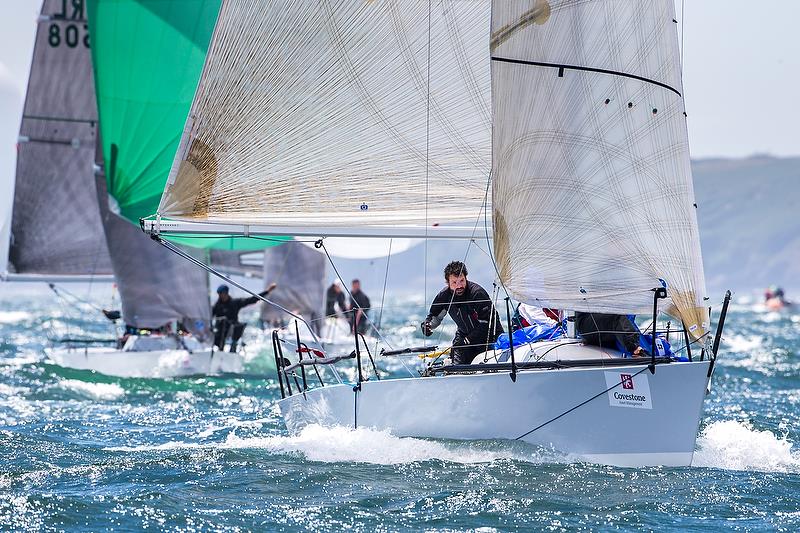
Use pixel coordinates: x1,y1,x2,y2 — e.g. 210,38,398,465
348,279,371,335
574,312,644,356
212,282,276,351
325,282,346,318
420,261,503,364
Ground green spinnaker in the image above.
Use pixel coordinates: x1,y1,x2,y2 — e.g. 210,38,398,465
87,0,287,251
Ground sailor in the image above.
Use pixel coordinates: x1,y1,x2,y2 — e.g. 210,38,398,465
348,279,371,335
212,282,276,351
325,281,347,318
574,312,644,356
420,261,503,365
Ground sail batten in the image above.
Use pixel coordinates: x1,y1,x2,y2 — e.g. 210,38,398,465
491,0,708,334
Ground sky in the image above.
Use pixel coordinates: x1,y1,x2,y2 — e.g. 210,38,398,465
0,0,799,198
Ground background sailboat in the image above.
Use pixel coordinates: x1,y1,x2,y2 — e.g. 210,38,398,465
5,0,111,283
4,0,286,376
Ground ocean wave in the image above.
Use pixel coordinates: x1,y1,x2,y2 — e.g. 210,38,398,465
0,311,32,324
107,424,562,465
59,379,125,401
693,420,800,473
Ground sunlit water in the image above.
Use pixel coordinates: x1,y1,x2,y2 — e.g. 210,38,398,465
1,290,799,531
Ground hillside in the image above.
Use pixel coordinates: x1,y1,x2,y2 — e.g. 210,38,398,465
331,155,800,300
693,155,799,295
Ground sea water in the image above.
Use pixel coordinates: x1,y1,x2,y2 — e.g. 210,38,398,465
1,288,798,531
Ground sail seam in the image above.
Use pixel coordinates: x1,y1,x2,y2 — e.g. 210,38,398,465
490,56,682,97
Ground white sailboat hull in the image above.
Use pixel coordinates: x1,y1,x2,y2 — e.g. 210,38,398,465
46,346,243,378
278,360,711,467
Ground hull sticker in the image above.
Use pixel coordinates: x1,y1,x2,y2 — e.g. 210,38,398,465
605,371,652,409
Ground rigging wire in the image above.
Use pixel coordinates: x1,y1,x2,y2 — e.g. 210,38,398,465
428,169,497,359
317,240,416,378
153,236,343,384
373,238,394,357
423,0,432,318
680,0,686,70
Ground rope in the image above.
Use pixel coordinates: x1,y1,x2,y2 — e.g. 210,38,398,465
155,236,343,384
373,238,393,357
318,240,416,378
515,363,656,440
423,0,432,315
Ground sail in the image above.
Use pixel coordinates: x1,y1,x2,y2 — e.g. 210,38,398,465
490,0,708,335
96,175,211,334
209,250,263,278
156,0,492,238
7,0,112,278
299,238,419,260
86,0,286,250
260,242,326,333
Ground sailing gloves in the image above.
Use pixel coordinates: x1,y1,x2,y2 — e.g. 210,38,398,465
420,319,434,337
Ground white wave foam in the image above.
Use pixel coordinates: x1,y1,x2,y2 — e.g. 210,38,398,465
60,379,125,401
108,424,557,465
0,311,31,324
724,334,763,354
693,420,800,473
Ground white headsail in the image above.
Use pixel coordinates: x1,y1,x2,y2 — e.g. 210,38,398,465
156,0,492,238
490,0,708,335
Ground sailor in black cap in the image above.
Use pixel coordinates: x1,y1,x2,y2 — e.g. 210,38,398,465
212,282,277,351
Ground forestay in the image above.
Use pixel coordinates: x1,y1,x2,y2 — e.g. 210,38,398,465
490,0,708,335
158,0,492,238
7,0,112,279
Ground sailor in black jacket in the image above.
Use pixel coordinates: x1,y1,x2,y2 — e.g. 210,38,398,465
421,261,503,364
212,282,276,351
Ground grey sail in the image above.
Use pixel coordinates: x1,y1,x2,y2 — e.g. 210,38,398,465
260,242,326,333
7,0,112,278
95,175,211,336
209,250,263,279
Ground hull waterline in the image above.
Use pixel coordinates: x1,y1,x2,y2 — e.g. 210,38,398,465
46,346,243,378
278,360,712,467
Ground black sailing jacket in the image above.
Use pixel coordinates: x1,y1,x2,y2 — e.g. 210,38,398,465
426,280,503,338
212,290,269,323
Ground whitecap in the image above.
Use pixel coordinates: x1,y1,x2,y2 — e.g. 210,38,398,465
60,379,125,401
724,334,763,354
693,420,800,473
0,311,31,324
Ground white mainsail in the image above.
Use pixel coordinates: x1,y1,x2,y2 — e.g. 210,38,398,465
157,0,492,238
490,0,708,335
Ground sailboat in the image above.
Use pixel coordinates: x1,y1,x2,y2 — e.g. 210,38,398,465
3,0,275,378
142,0,731,466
